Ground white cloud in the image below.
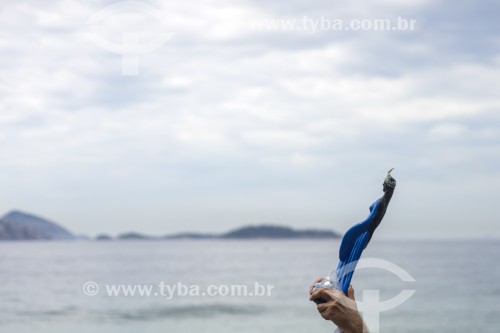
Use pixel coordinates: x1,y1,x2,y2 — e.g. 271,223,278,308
0,0,499,237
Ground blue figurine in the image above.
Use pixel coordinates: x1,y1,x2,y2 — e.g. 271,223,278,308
312,169,396,303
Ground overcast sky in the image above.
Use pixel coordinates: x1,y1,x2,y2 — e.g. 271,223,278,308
0,0,499,238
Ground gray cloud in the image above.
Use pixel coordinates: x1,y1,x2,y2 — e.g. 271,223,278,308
0,0,498,238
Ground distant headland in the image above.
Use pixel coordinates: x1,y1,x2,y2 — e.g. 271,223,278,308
0,210,340,241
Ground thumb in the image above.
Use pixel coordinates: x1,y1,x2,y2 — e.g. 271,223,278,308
347,285,355,300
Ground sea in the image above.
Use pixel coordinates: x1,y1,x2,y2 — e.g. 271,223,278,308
0,239,499,333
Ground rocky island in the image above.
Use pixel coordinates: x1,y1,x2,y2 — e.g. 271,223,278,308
0,210,340,241
0,210,75,240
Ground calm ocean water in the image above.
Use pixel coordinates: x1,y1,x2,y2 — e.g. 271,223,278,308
0,239,499,333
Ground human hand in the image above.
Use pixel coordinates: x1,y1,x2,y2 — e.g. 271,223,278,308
309,285,365,333
308,276,324,294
